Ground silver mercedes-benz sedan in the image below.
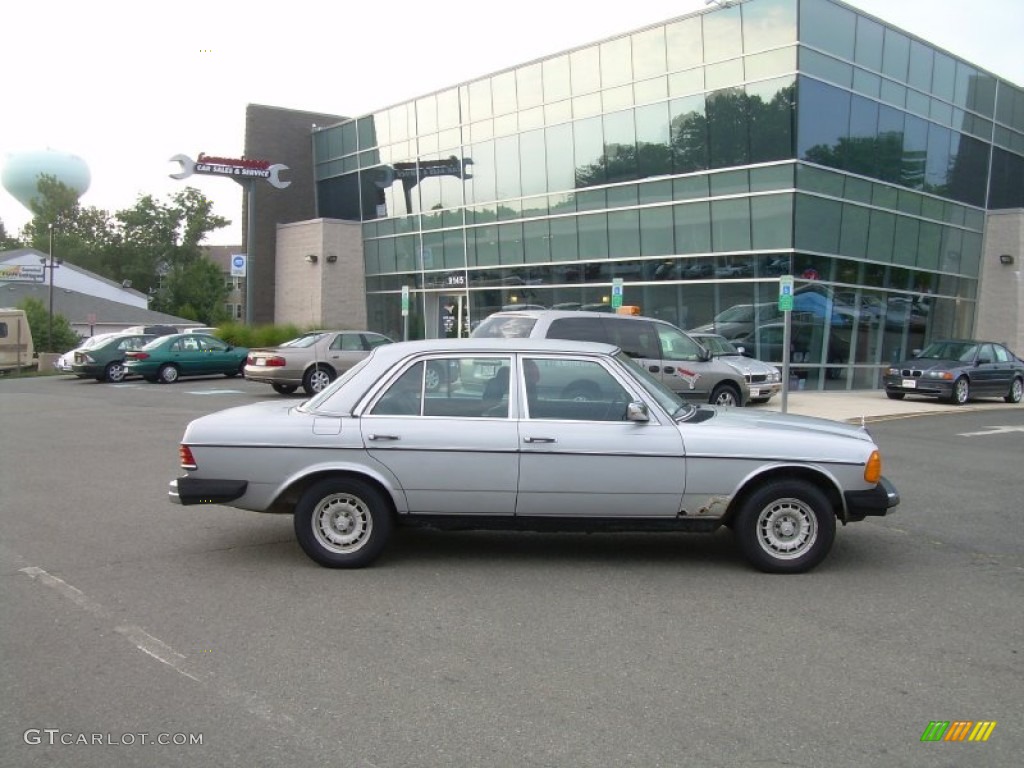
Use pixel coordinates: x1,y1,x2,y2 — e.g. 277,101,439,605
170,338,899,574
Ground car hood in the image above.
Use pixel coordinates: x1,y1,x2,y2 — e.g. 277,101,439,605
715,354,776,375
894,357,961,371
681,406,875,460
182,401,323,445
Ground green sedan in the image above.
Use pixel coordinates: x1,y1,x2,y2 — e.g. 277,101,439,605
71,333,156,382
124,333,249,384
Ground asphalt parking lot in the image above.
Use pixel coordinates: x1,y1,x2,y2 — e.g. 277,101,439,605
2,373,1021,767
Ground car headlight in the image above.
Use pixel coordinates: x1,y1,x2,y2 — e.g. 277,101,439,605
927,371,954,380
886,367,899,376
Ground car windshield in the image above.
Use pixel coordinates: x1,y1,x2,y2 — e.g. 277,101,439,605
700,336,738,356
471,316,539,338
614,351,695,420
280,332,329,348
714,305,753,323
916,341,978,361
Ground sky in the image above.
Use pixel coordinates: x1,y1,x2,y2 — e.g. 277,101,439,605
2,0,1021,246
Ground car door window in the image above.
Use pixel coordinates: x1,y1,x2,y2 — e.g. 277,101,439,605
362,333,392,349
606,319,660,359
546,317,610,345
369,362,425,416
523,357,631,421
337,334,363,351
976,344,995,364
656,325,702,361
994,345,1011,363
200,338,227,352
423,356,512,417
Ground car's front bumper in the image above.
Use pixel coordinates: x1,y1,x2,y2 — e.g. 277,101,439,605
883,375,952,398
844,475,900,522
169,477,248,506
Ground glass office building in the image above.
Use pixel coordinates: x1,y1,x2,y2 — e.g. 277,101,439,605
311,0,1024,389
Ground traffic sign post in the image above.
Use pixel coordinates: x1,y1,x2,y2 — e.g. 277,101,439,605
779,275,793,413
401,286,410,341
611,278,624,310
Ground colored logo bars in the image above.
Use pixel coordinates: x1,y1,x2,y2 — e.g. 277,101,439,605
921,721,997,742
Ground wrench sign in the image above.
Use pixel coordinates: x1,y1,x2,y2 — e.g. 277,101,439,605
169,153,291,189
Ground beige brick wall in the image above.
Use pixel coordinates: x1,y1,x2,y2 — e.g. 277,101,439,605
275,220,367,329
977,210,1023,353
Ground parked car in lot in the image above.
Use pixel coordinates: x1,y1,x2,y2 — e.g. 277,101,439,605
124,333,248,383
245,330,394,395
70,333,156,382
736,321,851,380
883,339,1024,405
169,338,899,574
689,332,782,404
472,310,750,406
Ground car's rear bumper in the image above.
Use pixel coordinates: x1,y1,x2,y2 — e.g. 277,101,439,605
243,368,302,385
169,477,248,506
844,476,900,521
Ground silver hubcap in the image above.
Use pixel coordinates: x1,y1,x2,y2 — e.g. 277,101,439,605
715,391,736,406
756,498,817,560
312,493,372,554
1012,380,1022,402
162,367,178,383
108,364,124,382
309,370,330,392
955,379,968,403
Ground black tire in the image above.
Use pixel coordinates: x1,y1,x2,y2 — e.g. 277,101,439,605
303,365,335,395
1005,377,1023,404
293,478,393,568
143,375,158,383
885,391,906,400
158,364,180,384
710,383,741,407
949,376,969,405
225,361,244,378
103,361,126,383
733,479,836,574
272,383,299,395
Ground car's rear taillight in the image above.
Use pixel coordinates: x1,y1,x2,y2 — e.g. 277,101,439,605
179,444,197,470
265,356,286,367
126,352,150,360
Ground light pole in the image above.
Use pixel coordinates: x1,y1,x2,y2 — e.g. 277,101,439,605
47,223,55,347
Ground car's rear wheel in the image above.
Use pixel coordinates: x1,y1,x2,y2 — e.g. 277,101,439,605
103,361,126,383
885,391,905,400
949,376,970,405
225,361,244,378
272,383,299,394
294,478,393,568
710,383,741,407
158,364,180,384
303,365,335,395
733,480,835,574
1006,377,1023,404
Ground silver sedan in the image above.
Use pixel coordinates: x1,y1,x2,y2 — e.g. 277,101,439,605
171,338,899,574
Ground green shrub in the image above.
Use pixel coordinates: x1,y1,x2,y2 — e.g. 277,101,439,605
217,323,309,349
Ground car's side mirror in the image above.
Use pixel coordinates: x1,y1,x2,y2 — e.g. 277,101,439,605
735,345,749,357
626,401,649,422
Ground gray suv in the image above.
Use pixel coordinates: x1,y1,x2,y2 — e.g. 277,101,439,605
472,310,750,406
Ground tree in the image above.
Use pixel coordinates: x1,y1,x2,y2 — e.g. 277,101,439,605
151,258,231,325
17,297,80,354
0,216,22,250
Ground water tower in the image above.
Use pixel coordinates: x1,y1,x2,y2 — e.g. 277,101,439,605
1,149,91,210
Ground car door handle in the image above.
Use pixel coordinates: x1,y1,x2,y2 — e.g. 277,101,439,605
663,366,676,374
648,365,661,373
367,434,400,441
523,436,556,443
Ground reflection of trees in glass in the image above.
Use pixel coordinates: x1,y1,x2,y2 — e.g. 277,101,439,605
573,84,795,188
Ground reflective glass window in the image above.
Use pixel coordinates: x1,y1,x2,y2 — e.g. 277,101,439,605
674,201,712,253
847,94,880,177
467,140,496,204
523,220,551,263
472,225,499,267
749,77,795,162
710,169,748,196
902,115,928,189
545,99,573,126
881,28,910,81
516,64,543,110
640,207,675,256
750,164,793,192
866,209,896,261
987,146,1024,209
543,55,572,103
634,76,668,105
574,116,606,188
925,124,952,192
742,0,796,51
853,69,881,99
571,47,601,96
838,203,870,258
633,26,667,80
492,71,518,117
876,105,905,184
906,90,930,119
604,110,638,184
666,16,703,72
468,79,492,122
549,216,580,260
601,36,633,88
670,93,709,173
669,68,704,98
907,40,933,93
357,117,377,151
706,59,745,91
573,93,603,120
854,15,884,71
880,80,906,109
703,4,743,63
794,195,841,253
340,122,358,156
745,47,796,81
800,48,852,88
639,179,673,204
799,0,855,60
707,88,750,168
892,217,920,266
602,85,634,113
579,213,609,258
545,123,576,194
797,78,850,167
635,102,672,178
499,222,525,265
416,95,437,136
494,135,521,199
751,194,793,250
931,52,956,103
609,210,641,258
519,129,547,197
917,221,942,271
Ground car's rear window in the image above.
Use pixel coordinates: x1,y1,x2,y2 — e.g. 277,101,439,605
471,316,538,338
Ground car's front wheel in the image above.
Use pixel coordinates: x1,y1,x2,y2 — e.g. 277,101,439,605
710,383,741,407
1005,377,1023,404
294,478,393,568
303,365,335,395
103,361,126,383
158,364,180,384
950,376,970,405
733,480,836,573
